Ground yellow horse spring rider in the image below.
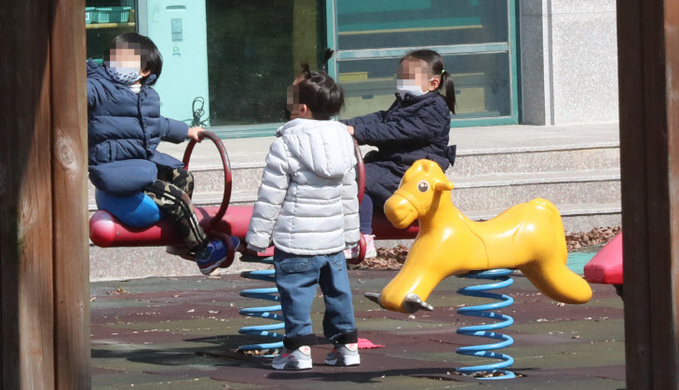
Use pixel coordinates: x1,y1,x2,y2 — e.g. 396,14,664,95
366,159,593,313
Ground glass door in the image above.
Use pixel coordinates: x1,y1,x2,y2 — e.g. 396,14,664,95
86,0,137,64
204,0,326,138
326,0,519,127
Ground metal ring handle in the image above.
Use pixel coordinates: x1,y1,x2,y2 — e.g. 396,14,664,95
354,140,365,204
182,131,232,223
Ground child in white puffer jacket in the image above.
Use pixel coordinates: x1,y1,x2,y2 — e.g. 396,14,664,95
246,58,360,370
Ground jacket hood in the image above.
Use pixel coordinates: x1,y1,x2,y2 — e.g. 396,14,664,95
87,60,109,78
276,119,355,178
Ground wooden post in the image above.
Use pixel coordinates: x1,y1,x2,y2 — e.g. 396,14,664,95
617,0,679,388
0,0,90,388
51,0,91,388
0,2,55,388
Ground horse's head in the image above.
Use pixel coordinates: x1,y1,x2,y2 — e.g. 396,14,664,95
384,160,454,228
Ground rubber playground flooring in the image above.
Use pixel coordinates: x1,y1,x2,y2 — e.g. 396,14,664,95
90,257,625,390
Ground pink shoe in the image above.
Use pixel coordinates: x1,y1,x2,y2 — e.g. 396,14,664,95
344,245,359,260
344,234,377,259
363,234,377,258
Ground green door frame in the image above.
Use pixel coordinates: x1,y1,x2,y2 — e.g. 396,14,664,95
325,0,519,127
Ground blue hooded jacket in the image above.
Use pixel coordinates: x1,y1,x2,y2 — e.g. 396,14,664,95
343,91,456,205
87,60,189,195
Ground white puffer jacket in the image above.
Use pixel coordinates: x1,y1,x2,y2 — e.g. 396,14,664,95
246,118,360,255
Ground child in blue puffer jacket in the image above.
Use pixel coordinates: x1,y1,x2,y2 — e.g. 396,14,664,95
342,49,457,259
87,33,228,275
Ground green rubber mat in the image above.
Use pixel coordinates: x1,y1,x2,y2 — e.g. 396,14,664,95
567,252,596,275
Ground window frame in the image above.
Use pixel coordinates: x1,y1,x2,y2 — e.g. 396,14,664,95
325,0,519,127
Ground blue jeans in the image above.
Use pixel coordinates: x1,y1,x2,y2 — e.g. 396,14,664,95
273,249,358,349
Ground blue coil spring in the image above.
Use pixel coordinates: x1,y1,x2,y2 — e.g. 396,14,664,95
455,268,515,380
238,255,284,354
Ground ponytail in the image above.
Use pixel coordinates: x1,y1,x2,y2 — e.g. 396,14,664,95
439,70,456,115
322,48,334,69
300,48,334,79
401,49,456,115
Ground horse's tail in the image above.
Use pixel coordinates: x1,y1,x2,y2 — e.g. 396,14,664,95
520,198,591,304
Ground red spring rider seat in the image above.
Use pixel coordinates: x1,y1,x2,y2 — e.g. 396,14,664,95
89,131,238,267
583,232,623,297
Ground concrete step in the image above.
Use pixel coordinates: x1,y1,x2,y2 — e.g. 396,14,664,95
185,144,621,183
87,145,619,202
181,145,620,196
88,166,621,209
454,145,619,176
451,169,620,210
119,168,619,211
186,145,622,192
89,167,621,234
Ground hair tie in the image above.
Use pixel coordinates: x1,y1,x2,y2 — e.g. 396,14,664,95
441,69,446,75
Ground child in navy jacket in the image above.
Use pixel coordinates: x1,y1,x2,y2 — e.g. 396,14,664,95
342,49,457,258
87,33,229,274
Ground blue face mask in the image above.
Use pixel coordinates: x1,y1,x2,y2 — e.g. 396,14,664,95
105,63,142,85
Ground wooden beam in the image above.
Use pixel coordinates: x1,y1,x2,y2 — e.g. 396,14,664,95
667,0,679,351
0,1,55,388
50,0,90,387
617,0,679,388
1,0,90,388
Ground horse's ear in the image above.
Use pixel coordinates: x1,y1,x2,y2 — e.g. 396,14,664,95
434,181,454,191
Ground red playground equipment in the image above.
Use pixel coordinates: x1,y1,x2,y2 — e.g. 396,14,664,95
89,131,419,264
583,232,623,297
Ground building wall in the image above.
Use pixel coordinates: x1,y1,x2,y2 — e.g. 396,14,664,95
520,0,619,125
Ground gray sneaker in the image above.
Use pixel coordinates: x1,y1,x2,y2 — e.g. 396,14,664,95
272,346,312,370
325,343,360,366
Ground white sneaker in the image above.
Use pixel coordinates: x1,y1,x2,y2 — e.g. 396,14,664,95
325,343,360,366
272,346,312,370
363,234,377,259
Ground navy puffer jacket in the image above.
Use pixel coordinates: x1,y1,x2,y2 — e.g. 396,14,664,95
343,92,456,205
87,60,189,195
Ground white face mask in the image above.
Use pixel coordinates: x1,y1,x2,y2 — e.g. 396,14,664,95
396,79,425,100
106,62,142,85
